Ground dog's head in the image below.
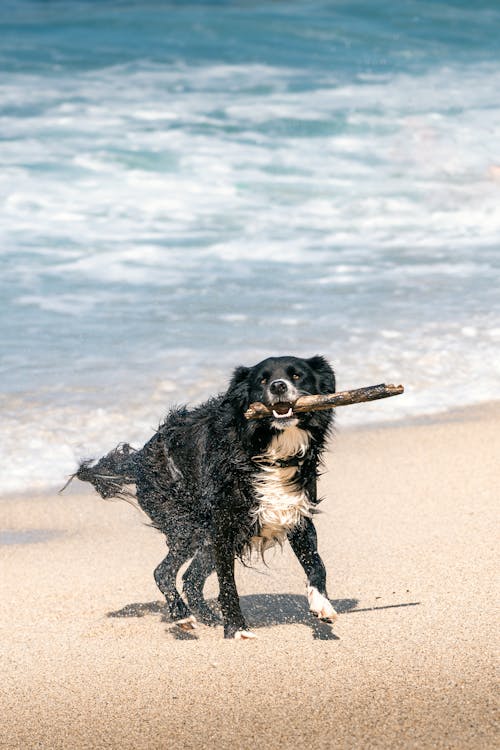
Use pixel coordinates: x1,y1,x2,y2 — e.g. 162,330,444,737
226,355,335,433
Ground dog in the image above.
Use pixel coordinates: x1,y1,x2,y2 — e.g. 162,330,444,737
73,355,338,639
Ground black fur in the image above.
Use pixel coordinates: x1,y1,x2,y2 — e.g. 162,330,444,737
72,355,336,638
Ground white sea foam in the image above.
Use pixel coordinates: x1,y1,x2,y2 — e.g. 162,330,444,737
1,63,500,264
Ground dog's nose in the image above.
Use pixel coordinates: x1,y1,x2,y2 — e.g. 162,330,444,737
269,379,288,396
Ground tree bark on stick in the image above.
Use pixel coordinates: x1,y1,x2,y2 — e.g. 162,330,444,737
244,383,404,421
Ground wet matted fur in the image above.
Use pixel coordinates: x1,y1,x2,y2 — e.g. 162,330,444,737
72,355,338,638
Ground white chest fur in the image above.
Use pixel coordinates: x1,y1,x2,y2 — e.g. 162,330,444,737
250,426,312,552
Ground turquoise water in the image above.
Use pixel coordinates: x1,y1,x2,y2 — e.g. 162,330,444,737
1,1,500,492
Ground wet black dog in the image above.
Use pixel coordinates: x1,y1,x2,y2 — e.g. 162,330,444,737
73,355,337,638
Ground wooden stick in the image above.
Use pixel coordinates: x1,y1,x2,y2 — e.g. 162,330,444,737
244,383,404,420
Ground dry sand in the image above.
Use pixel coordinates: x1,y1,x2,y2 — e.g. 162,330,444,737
1,403,498,749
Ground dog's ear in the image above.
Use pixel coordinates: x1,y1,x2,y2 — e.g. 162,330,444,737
226,365,251,408
229,365,251,387
307,355,335,394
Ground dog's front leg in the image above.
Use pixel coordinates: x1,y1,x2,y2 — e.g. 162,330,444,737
288,518,338,623
212,522,256,640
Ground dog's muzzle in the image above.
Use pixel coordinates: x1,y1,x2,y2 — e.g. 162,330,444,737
267,379,299,420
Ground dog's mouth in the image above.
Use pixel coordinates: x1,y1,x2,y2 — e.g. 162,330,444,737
270,401,294,419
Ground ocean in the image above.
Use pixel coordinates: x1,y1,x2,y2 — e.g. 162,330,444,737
1,0,499,493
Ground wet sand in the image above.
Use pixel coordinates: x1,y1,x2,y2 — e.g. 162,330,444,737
0,403,498,749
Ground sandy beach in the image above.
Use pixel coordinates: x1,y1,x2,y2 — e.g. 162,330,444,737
1,403,498,750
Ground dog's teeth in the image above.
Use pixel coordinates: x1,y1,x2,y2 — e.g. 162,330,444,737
272,408,293,419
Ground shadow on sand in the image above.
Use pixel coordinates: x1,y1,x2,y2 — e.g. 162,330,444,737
107,594,420,641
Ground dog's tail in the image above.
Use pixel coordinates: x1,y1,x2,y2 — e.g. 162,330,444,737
60,443,139,500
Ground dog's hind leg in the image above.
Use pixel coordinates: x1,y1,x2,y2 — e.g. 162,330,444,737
288,518,338,623
212,523,256,640
182,545,220,625
154,543,197,630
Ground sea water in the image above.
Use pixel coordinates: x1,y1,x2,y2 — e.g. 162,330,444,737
1,1,499,493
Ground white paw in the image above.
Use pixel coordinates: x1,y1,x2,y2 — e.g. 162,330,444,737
234,630,258,640
307,586,338,623
175,615,198,631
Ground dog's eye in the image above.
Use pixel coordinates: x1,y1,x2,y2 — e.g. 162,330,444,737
261,377,268,385
292,373,301,381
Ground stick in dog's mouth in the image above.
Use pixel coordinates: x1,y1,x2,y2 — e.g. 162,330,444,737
271,402,295,419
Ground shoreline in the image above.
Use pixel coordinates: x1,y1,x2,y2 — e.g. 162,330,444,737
338,395,500,431
3,398,499,501
1,397,498,748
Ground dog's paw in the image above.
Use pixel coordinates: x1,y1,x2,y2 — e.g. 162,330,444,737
307,586,338,623
174,615,198,631
234,630,258,640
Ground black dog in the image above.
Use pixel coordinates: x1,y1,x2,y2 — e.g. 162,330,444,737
73,355,338,639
